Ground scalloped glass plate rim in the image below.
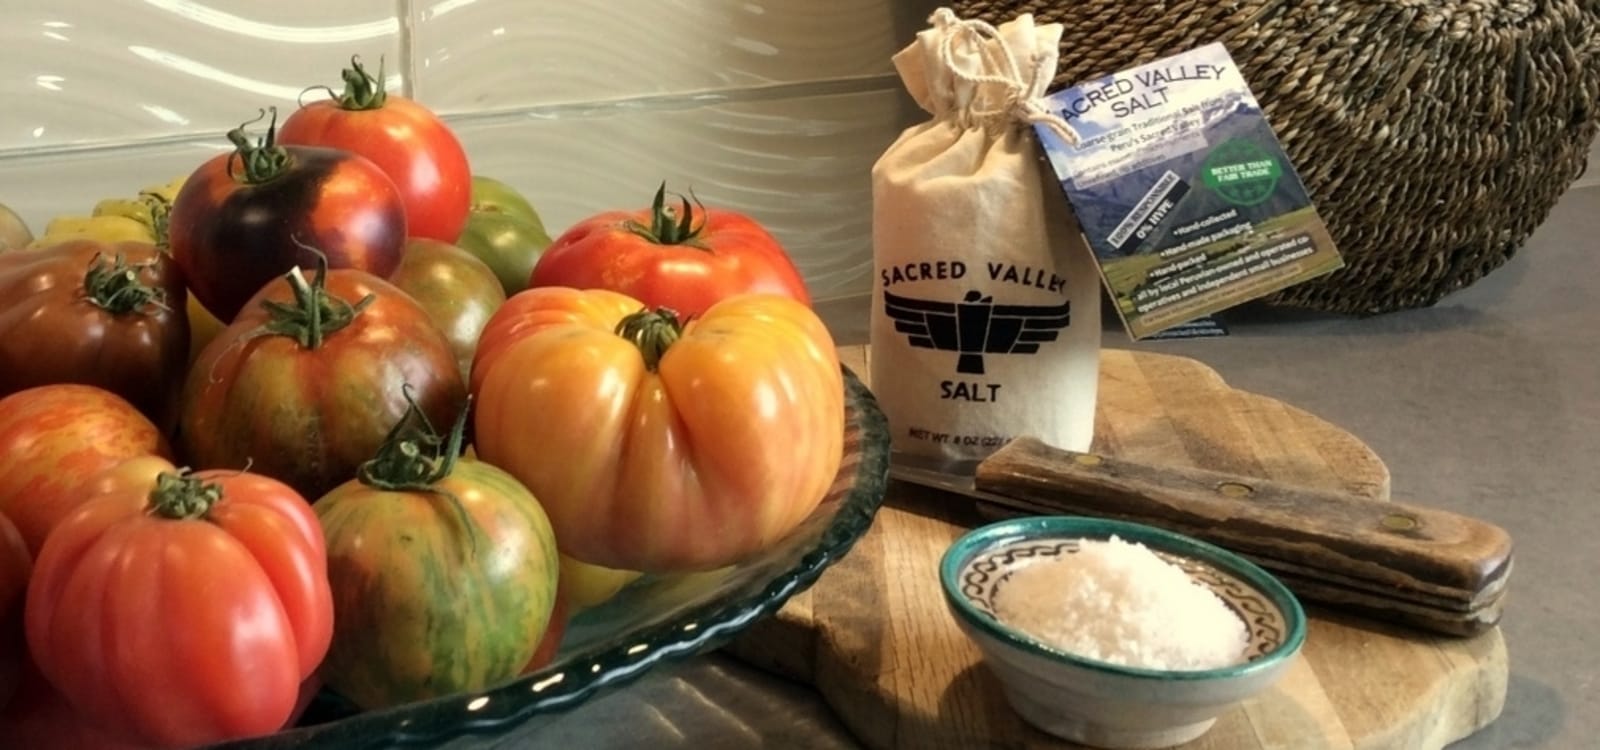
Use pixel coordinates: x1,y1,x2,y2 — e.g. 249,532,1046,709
208,366,890,750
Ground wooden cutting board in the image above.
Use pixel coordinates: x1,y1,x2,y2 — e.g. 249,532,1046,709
725,345,1508,750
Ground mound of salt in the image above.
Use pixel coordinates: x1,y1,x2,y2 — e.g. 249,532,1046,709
993,535,1248,671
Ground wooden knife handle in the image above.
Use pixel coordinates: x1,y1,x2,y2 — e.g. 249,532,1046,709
973,438,1514,607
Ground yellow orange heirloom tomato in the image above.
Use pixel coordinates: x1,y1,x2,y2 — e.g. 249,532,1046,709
470,287,844,573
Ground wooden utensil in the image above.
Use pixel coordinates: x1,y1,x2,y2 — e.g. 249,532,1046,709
890,439,1513,637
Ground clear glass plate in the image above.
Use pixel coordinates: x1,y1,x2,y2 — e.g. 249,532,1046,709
213,367,890,749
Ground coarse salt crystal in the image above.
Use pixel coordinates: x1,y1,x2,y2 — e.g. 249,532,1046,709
993,535,1248,671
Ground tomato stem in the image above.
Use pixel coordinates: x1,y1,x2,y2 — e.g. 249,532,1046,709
82,253,169,316
623,182,709,248
256,242,375,349
357,388,480,555
147,470,223,520
226,108,293,185
333,54,389,110
144,194,173,250
615,307,684,372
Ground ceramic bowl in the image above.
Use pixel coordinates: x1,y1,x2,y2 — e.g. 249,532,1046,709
940,516,1306,749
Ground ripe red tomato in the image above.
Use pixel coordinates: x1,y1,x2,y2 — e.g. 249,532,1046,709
0,513,27,712
178,261,465,500
25,469,334,748
0,654,147,750
0,240,190,431
169,107,407,322
0,654,316,749
0,384,171,556
529,184,811,318
279,56,471,243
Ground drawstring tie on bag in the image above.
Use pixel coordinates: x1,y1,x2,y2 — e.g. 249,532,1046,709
928,7,1083,147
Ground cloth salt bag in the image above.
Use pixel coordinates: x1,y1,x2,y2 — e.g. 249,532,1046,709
871,8,1100,473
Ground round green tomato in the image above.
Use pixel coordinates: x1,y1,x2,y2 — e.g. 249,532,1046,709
390,239,507,382
314,459,560,710
471,176,544,228
455,178,551,295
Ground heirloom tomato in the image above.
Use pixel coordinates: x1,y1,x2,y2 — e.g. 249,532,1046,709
559,552,642,611
455,175,552,294
0,240,190,431
169,107,406,322
0,656,147,750
279,56,471,243
178,259,464,501
471,175,543,226
529,184,810,318
389,238,507,382
83,454,179,499
25,468,333,748
0,513,27,711
472,287,844,572
315,397,559,709
0,384,170,555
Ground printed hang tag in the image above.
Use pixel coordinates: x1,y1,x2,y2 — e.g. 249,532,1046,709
1034,42,1345,340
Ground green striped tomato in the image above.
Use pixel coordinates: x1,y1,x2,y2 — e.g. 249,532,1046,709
313,457,559,710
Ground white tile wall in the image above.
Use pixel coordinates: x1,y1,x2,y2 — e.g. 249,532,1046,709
1,0,402,151
411,0,905,112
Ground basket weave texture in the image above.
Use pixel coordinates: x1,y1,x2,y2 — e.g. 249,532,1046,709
954,0,1600,314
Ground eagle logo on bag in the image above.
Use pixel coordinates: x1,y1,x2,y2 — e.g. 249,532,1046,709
883,289,1073,375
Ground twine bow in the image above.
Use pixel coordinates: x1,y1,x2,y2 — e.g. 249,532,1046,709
929,7,1081,147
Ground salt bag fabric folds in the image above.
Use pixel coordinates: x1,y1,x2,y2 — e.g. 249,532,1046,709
871,8,1100,473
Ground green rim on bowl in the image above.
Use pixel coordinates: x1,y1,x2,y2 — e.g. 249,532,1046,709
939,515,1307,682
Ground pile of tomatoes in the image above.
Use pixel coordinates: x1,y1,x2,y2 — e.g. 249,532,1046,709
0,57,846,749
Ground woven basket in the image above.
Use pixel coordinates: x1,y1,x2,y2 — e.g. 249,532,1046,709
953,0,1600,314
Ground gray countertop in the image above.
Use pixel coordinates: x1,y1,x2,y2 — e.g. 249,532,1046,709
515,185,1598,749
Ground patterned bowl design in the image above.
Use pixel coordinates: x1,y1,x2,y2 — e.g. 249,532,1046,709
959,538,1290,665
939,516,1307,749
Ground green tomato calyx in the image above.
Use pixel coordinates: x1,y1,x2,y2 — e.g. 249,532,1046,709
226,107,293,185
257,243,376,350
625,182,709,248
295,54,388,111
148,470,223,521
82,252,169,316
334,54,389,110
359,387,469,490
357,387,481,556
616,307,684,372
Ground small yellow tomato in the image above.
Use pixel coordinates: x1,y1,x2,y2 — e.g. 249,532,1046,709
186,292,226,364
560,553,642,611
